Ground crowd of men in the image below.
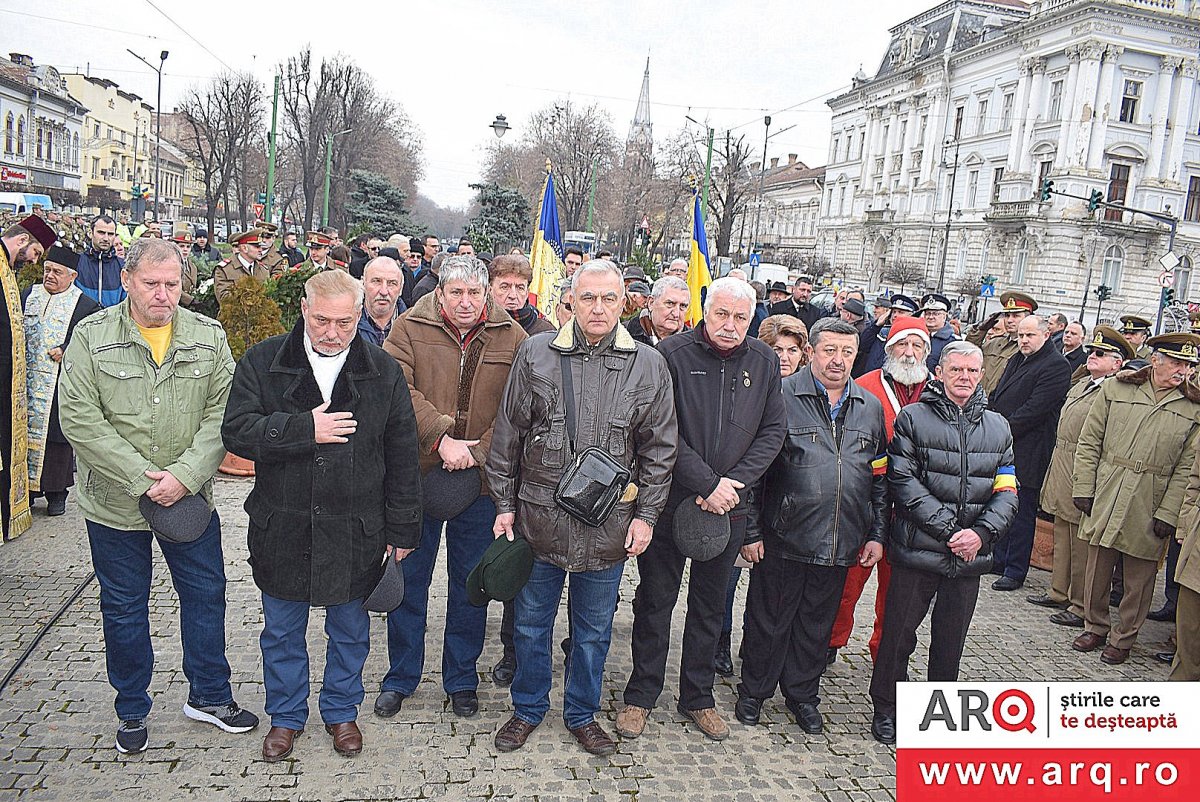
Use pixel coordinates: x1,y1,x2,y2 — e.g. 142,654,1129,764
0,210,1196,764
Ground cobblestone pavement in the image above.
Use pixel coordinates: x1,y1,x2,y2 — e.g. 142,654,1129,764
0,478,1176,801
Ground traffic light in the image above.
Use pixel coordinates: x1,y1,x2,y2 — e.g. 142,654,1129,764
1094,284,1112,302
132,183,140,197
1039,178,1054,201
257,191,267,205
1088,189,1104,212
1163,287,1176,307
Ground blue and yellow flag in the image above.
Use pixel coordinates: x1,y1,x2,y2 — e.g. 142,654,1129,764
686,190,712,327
529,165,566,323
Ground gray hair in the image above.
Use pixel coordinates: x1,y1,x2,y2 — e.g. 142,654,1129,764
571,258,625,294
438,255,489,289
727,268,748,281
668,257,689,272
651,275,689,299
808,317,859,348
305,267,364,307
703,276,756,313
430,251,449,275
939,340,984,367
124,237,184,276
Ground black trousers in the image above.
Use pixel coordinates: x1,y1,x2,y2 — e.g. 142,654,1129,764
869,563,980,717
738,552,848,706
623,512,745,711
499,599,516,656
1164,537,1181,608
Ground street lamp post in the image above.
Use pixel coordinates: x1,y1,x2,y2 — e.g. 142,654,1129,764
937,136,961,293
127,49,168,221
322,128,353,228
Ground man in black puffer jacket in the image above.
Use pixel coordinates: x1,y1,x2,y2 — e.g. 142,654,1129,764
867,340,1018,745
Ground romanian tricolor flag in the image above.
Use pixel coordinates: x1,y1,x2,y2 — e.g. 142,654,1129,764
993,465,1018,494
686,190,712,327
871,453,888,477
529,165,566,324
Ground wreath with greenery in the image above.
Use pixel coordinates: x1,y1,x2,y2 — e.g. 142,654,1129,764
265,265,318,330
217,275,286,361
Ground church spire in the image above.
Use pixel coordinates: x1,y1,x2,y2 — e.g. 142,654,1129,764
626,56,653,170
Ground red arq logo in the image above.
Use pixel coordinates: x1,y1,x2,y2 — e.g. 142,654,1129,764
919,688,1037,733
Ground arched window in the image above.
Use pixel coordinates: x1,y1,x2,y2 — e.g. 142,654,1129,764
1101,245,1125,291
1174,256,1192,303
979,238,991,276
36,125,43,160
955,239,968,277
3,113,12,154
16,116,24,156
47,129,55,163
1012,237,1029,284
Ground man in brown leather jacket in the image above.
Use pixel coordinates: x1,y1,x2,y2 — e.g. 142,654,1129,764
486,259,677,757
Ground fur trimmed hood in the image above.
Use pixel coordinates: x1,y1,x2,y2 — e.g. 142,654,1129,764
1116,364,1200,402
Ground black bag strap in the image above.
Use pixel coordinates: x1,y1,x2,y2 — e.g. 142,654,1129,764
560,352,576,451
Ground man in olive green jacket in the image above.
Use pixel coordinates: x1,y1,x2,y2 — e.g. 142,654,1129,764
59,238,258,755
1171,447,1200,681
1071,333,1200,666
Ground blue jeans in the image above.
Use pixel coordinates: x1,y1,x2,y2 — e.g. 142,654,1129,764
260,592,371,729
86,511,233,721
511,559,624,730
382,495,496,696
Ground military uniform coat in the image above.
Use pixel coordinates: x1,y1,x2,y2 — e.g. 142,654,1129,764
966,327,1019,396
1040,368,1109,524
180,256,200,307
1174,446,1200,595
213,257,269,306
1072,366,1200,562
259,247,287,278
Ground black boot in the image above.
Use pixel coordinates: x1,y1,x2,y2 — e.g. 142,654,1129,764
714,631,734,677
46,491,67,517
1147,603,1176,622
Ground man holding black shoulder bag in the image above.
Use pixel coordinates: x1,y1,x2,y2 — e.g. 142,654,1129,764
487,259,677,757
618,276,786,743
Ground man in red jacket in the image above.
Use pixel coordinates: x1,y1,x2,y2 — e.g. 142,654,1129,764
827,316,930,665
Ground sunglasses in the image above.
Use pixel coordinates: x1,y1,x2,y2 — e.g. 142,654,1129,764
1088,348,1114,358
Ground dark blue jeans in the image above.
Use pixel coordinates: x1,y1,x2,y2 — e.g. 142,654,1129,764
260,592,370,729
511,559,624,730
382,495,496,696
993,488,1037,583
86,511,234,721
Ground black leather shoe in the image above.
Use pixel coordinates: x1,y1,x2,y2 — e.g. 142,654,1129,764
871,712,896,745
826,647,838,666
734,693,762,726
449,690,479,718
373,691,405,718
1153,651,1176,665
491,654,516,687
786,701,823,734
1147,604,1176,622
992,576,1023,591
1026,593,1068,609
1049,610,1085,628
713,647,734,677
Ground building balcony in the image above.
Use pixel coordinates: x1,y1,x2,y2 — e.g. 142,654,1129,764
984,199,1041,227
865,208,895,224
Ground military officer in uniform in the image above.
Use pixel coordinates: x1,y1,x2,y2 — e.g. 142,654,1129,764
299,231,336,272
170,223,200,308
255,221,288,278
1118,314,1153,359
966,290,1037,396
213,229,269,308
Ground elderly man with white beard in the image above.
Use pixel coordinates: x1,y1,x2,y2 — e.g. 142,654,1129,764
827,317,931,666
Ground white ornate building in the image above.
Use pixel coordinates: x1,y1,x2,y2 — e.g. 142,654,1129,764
0,53,85,206
818,0,1200,325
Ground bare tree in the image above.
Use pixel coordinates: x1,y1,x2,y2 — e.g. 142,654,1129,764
172,72,265,240
706,132,755,259
882,260,926,293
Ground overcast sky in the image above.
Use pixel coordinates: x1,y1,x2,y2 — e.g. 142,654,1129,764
3,0,935,208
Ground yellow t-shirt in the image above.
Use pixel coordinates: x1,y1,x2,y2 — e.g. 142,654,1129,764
137,322,173,366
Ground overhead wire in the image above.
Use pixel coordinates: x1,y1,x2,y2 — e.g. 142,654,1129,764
142,0,234,72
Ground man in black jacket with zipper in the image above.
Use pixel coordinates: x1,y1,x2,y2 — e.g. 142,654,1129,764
617,277,786,743
736,318,887,735
868,340,1018,745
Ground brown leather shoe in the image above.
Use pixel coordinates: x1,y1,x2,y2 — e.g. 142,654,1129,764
615,704,650,739
569,721,617,756
1071,632,1105,652
1100,644,1131,665
262,726,301,762
677,703,730,741
494,715,538,753
324,721,362,756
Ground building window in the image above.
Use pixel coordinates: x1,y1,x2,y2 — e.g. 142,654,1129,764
106,126,113,141
91,157,99,179
838,185,847,216
898,120,908,152
966,169,980,207
47,130,54,163
1013,237,1028,284
93,122,100,138
73,133,79,167
1106,163,1130,222
918,115,928,145
976,99,989,135
956,240,968,277
1175,256,1193,302
3,113,11,153
845,132,854,161
1037,160,1054,195
953,105,965,139
831,137,840,163
16,116,24,156
36,126,43,160
992,166,1005,203
857,127,866,158
1048,80,1064,121
1119,80,1142,124
1185,176,1200,222
1001,92,1014,130
1101,245,1124,290
881,124,890,156
980,238,991,275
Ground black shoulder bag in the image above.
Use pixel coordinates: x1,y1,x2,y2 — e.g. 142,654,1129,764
553,352,632,527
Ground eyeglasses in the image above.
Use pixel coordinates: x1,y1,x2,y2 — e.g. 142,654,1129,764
1088,348,1113,358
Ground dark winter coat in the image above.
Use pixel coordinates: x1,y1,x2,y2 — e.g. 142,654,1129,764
987,337,1072,490
411,270,438,305
754,366,888,566
769,298,823,332
887,381,1019,578
221,322,423,606
926,323,958,373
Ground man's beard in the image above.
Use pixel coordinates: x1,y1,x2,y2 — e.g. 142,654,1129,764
885,353,928,386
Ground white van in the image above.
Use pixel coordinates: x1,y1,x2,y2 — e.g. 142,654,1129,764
0,192,53,214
